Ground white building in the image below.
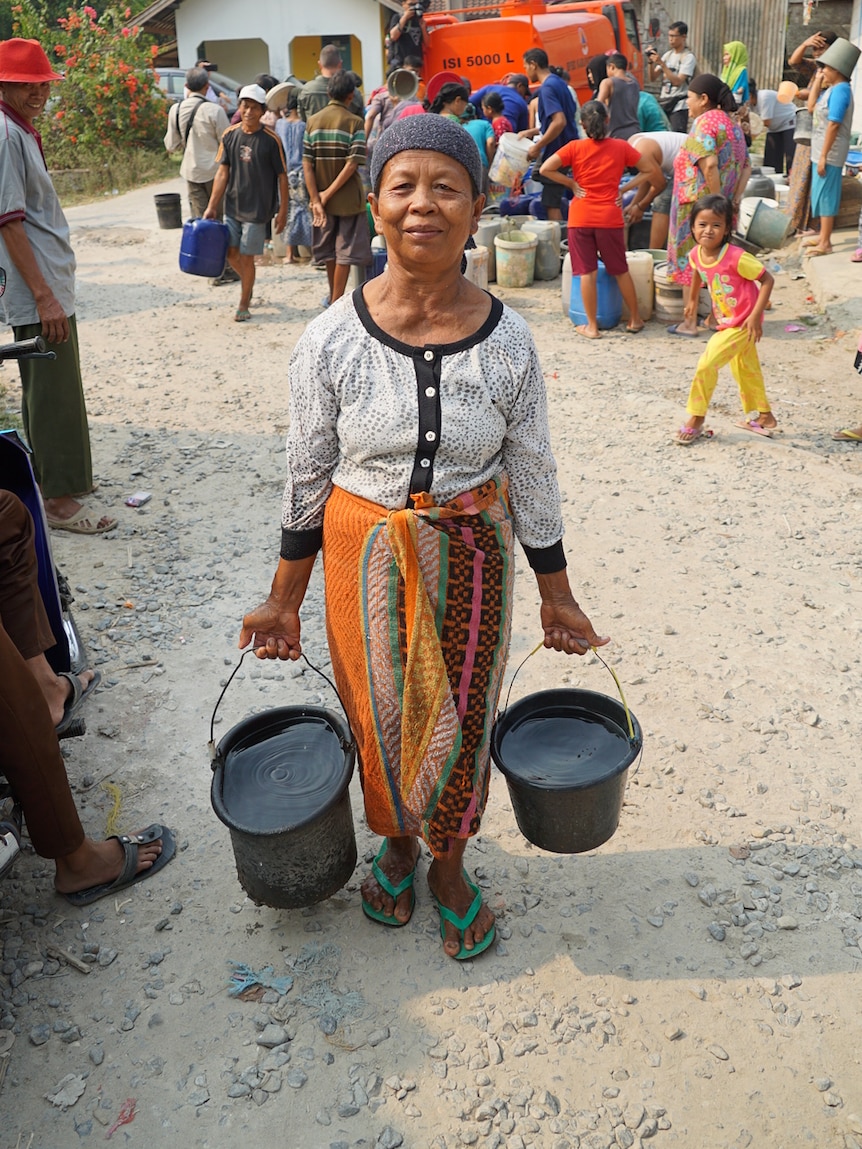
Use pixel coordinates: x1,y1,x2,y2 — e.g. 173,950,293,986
138,0,402,90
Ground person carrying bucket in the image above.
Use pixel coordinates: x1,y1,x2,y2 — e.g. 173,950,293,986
239,115,609,962
672,194,777,445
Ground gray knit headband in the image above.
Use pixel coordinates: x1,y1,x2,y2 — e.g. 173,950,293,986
370,114,483,196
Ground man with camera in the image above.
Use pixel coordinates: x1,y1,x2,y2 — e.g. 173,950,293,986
646,21,697,133
387,0,430,71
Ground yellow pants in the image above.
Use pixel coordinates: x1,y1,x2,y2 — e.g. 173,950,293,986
685,326,770,418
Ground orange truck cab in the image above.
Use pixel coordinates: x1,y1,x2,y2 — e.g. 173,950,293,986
423,0,643,105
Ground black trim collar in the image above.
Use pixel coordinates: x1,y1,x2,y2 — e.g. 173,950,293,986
352,285,503,357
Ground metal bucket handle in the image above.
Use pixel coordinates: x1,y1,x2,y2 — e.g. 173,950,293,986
502,640,636,742
208,647,354,760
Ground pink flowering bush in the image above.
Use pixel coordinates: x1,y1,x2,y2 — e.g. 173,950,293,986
11,1,164,168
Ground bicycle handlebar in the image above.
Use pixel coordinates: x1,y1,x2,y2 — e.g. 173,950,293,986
0,336,54,361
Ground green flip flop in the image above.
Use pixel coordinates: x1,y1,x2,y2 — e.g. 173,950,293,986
432,873,496,961
361,844,416,927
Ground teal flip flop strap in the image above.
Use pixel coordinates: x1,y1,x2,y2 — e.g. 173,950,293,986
435,878,482,932
370,850,416,900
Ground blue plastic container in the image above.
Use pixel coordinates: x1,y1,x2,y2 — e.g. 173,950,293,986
498,193,538,216
367,248,388,280
568,261,622,330
179,218,229,278
528,195,570,221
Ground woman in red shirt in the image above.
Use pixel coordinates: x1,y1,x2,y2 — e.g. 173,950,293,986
540,100,664,338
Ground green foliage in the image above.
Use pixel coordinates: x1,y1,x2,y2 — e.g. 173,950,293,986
10,1,165,169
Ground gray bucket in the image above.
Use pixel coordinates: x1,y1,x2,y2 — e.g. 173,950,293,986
209,654,357,909
154,192,183,229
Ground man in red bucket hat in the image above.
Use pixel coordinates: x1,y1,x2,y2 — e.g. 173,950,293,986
0,39,116,534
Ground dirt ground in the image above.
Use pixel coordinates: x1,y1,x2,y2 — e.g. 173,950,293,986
1,176,861,1149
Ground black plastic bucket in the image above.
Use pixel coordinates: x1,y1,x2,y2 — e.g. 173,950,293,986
491,687,642,854
209,653,357,908
154,192,183,230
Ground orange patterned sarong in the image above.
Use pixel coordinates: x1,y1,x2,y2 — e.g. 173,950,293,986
322,480,514,858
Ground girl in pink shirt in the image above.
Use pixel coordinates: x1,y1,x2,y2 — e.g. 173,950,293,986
673,194,777,444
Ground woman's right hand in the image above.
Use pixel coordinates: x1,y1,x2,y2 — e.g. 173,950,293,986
238,598,302,660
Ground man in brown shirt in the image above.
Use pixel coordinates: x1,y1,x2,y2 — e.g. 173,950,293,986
303,71,371,306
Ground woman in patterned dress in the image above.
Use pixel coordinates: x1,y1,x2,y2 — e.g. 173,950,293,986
239,116,608,961
667,74,751,333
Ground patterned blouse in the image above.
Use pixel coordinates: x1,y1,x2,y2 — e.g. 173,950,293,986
280,289,564,562
674,109,748,205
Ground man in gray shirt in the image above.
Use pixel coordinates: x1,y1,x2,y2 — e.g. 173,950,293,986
0,38,114,533
647,21,697,133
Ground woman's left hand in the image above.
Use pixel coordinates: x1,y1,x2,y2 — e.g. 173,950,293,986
817,156,827,177
540,597,610,655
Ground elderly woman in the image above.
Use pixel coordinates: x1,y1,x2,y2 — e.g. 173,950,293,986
239,116,608,960
666,74,750,331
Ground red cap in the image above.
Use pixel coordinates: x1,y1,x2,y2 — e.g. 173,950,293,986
0,39,64,83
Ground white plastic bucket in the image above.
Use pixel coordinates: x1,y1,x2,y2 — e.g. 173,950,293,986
621,250,654,322
464,244,489,290
494,230,538,288
521,219,561,280
476,216,503,281
488,133,532,187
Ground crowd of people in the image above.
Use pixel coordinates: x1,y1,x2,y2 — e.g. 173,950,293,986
1,17,861,954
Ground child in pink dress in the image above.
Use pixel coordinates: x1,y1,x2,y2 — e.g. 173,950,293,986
673,194,777,444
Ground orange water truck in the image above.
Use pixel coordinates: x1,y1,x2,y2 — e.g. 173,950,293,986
423,0,643,104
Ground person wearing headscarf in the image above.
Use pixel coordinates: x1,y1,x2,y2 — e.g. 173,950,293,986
721,42,750,104
239,115,608,962
666,74,750,317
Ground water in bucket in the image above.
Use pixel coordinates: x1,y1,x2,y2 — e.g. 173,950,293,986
491,687,642,854
220,716,345,832
498,709,630,787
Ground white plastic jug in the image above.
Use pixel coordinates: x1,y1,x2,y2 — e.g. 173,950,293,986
464,244,489,290
475,216,503,281
521,219,561,281
621,250,654,321
488,133,531,187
